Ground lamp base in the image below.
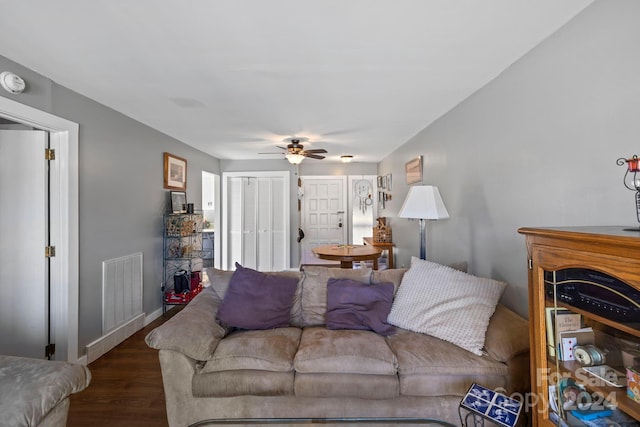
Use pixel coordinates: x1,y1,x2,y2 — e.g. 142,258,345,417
419,219,426,260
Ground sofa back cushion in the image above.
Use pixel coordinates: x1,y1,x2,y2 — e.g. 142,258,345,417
326,278,395,335
300,266,372,326
216,263,298,330
370,268,407,295
205,267,304,327
387,257,506,356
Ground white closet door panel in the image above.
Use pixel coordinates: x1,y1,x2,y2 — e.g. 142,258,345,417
269,177,286,271
242,178,257,269
227,177,243,269
256,177,271,271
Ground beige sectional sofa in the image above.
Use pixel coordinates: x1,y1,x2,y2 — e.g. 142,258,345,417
146,264,530,427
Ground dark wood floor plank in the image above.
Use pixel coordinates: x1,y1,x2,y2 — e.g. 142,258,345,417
67,307,183,427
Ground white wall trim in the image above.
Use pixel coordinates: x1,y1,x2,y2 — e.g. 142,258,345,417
0,96,80,364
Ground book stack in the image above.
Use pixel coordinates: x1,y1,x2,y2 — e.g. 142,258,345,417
545,307,594,360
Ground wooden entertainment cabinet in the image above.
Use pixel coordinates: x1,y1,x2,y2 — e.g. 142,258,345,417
519,227,640,426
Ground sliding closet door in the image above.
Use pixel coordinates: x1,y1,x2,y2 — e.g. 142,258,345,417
255,176,286,271
223,172,289,271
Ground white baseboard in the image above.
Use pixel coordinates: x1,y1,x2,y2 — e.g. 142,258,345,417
85,313,145,364
145,305,178,326
145,307,164,325
83,306,178,365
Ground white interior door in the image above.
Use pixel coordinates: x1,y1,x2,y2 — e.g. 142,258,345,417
300,176,347,257
0,130,48,358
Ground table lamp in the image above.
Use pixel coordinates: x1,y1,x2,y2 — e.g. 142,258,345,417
398,185,449,259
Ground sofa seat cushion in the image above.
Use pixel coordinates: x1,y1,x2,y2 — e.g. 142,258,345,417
387,329,509,396
200,327,301,374
192,370,294,397
295,373,399,399
294,327,398,375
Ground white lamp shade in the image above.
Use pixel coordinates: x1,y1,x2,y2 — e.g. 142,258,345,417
286,153,305,164
398,185,450,220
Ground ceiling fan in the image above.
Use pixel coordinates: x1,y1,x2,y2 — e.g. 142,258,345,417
261,137,328,164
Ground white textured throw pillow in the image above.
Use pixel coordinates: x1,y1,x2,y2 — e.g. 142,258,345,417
387,257,506,355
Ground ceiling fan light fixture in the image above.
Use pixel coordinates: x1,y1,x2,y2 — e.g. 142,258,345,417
341,155,354,163
286,153,305,165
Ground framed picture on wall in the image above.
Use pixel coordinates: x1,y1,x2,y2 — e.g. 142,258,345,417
405,156,423,184
164,152,187,191
170,191,187,214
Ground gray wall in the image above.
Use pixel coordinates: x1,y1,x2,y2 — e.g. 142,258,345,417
0,54,221,358
378,0,640,317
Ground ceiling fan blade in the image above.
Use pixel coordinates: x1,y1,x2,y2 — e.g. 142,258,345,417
303,149,328,154
303,153,325,160
258,152,283,155
276,146,288,150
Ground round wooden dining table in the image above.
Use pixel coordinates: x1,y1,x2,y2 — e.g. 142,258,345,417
312,244,383,269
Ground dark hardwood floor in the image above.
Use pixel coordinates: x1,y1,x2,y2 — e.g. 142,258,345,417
67,306,183,427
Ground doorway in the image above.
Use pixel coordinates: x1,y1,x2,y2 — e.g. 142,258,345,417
0,96,79,362
221,171,290,271
299,175,378,268
299,176,348,260
201,171,220,268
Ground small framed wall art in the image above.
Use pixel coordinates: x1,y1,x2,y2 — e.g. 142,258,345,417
164,152,187,191
170,191,187,214
405,156,423,185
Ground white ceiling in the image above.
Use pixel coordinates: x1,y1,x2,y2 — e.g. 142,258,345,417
0,1,592,163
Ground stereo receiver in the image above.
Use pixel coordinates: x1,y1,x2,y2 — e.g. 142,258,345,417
544,268,640,323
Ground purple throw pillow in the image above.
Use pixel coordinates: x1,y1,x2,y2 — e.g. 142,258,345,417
216,263,298,329
325,278,396,336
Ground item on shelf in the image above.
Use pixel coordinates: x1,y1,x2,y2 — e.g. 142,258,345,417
622,349,640,370
573,344,606,366
373,217,392,243
173,270,190,293
164,283,203,304
627,367,640,403
558,327,594,361
545,307,581,358
191,270,201,289
580,365,626,388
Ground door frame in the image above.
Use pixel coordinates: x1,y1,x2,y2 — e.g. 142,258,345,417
0,96,79,363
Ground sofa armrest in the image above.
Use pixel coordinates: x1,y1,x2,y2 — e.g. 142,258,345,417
483,304,530,363
0,355,91,427
145,287,228,361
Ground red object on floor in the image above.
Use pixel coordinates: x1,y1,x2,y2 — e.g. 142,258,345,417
164,283,203,304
